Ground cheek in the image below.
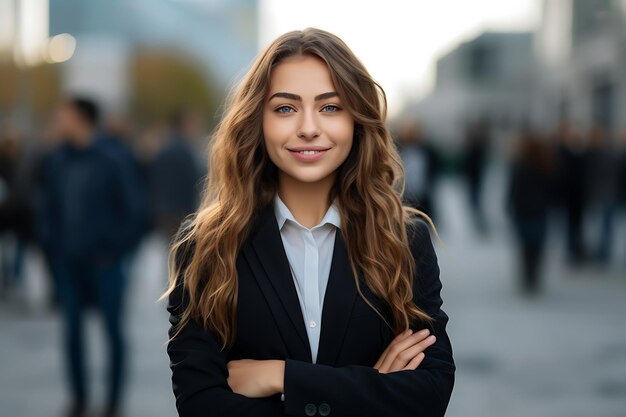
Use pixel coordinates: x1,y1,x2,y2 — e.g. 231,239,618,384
326,116,354,152
262,117,280,163
262,113,290,152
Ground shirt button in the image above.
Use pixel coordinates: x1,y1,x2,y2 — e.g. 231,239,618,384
305,403,317,416
319,403,331,416
309,320,317,328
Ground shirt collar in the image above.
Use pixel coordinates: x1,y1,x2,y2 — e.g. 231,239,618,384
273,193,341,231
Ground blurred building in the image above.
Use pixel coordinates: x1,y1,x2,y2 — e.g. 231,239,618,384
48,0,258,111
406,32,534,149
533,0,626,135
1,0,259,125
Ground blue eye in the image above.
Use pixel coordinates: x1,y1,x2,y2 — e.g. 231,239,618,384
321,105,339,112
276,106,294,113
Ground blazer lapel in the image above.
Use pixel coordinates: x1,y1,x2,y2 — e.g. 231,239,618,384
242,203,359,366
316,230,358,366
243,204,312,362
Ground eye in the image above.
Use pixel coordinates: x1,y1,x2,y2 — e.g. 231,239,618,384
275,106,295,113
321,105,340,112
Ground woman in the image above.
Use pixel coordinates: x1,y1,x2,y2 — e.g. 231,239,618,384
162,28,455,417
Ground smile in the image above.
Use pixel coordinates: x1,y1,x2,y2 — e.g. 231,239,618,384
287,147,330,162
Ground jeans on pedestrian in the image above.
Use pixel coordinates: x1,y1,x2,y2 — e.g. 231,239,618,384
53,255,127,407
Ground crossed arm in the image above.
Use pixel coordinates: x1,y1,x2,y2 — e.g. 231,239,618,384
166,220,455,417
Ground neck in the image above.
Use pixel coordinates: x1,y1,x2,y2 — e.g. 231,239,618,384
278,172,335,229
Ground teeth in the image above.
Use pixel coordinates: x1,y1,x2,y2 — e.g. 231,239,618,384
299,150,320,154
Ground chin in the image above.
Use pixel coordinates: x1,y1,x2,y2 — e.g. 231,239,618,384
283,167,337,184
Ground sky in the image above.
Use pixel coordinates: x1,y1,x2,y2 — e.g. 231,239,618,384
259,0,541,117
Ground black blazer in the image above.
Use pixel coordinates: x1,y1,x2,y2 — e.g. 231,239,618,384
166,203,455,417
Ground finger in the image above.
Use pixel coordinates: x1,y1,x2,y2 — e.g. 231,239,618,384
402,352,425,370
395,328,415,341
391,335,437,369
376,328,415,370
384,330,432,372
395,328,431,351
398,334,437,362
375,329,413,370
379,328,430,372
390,335,436,372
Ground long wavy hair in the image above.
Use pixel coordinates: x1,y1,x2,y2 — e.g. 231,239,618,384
161,27,435,350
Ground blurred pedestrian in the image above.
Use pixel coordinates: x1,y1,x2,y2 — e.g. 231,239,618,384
507,130,555,295
147,108,204,240
554,121,588,265
584,124,619,266
33,117,68,308
0,123,26,298
99,114,150,256
462,118,491,236
616,130,626,265
396,119,441,221
41,97,143,417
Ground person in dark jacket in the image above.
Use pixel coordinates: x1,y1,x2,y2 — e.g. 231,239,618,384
462,119,491,236
507,131,555,295
97,115,149,254
42,97,143,417
148,108,204,240
0,125,25,296
554,121,588,265
584,124,619,265
163,28,454,417
616,130,626,266
396,119,441,222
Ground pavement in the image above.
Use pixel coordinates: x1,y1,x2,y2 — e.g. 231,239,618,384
1,171,625,417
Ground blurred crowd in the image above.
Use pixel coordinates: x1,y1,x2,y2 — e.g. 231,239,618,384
394,118,626,296
0,97,205,417
506,121,626,294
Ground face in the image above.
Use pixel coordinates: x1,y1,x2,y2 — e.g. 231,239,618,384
54,103,87,144
263,54,354,185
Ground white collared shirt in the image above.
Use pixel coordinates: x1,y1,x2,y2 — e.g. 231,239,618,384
273,193,341,364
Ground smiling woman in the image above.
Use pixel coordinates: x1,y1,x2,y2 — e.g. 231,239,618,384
162,27,455,417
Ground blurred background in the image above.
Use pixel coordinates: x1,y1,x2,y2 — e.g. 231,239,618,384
0,0,625,416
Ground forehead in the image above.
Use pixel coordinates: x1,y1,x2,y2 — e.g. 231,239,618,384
58,103,77,117
268,54,336,97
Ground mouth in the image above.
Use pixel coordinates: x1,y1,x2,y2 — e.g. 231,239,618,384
287,146,331,154
286,146,331,161
291,150,325,155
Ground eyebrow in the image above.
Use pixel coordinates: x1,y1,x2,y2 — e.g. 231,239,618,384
268,91,339,102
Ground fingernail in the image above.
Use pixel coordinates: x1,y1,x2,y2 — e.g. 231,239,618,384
427,335,436,343
418,328,430,336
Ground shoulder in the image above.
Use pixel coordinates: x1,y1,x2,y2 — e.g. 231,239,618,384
406,217,437,264
93,140,125,166
405,216,441,301
167,217,197,317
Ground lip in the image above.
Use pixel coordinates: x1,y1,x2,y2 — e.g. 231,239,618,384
287,145,331,152
287,146,331,162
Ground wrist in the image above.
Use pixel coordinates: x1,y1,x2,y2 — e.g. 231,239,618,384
272,360,285,394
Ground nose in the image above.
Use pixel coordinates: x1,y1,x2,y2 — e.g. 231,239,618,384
297,110,321,140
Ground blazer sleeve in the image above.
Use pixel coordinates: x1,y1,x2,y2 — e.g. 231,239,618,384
282,219,455,417
166,224,286,417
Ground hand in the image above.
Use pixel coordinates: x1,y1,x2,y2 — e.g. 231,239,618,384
373,328,436,374
226,359,285,398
